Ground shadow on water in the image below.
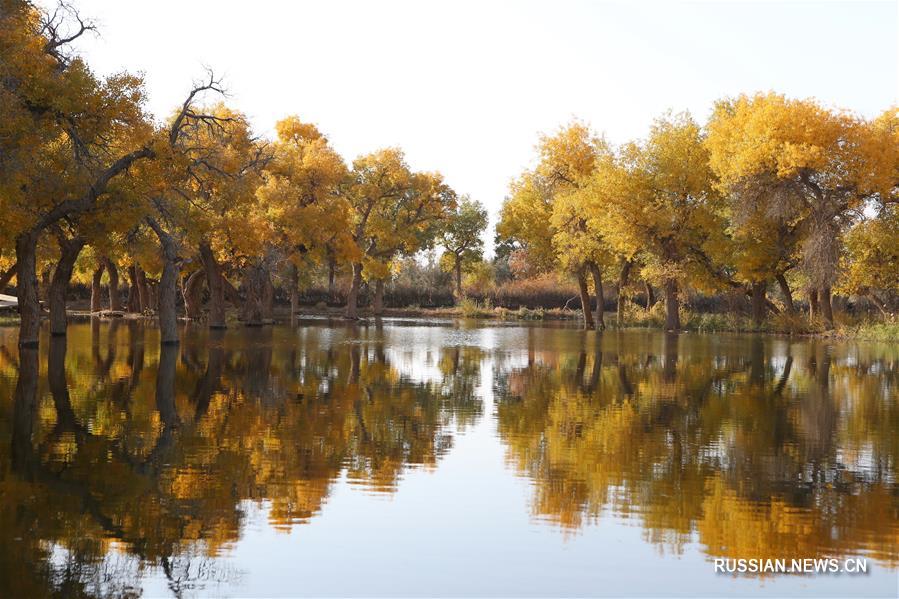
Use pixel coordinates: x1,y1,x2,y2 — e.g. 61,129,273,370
0,321,896,596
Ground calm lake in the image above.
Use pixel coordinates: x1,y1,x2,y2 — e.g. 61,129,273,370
0,319,896,597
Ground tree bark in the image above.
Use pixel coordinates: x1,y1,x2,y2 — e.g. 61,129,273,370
750,280,767,327
664,279,681,331
0,262,18,292
261,267,274,321
587,262,605,330
455,257,463,298
644,281,655,312
49,236,85,335
104,258,123,312
39,267,51,303
373,279,385,316
775,273,795,314
617,259,632,323
239,265,266,326
90,262,105,313
182,269,205,320
345,262,363,319
289,262,300,321
808,288,819,320
199,242,226,329
136,266,150,313
147,218,180,345
576,268,595,330
327,257,336,300
15,232,41,347
866,291,889,317
126,265,140,312
820,285,834,329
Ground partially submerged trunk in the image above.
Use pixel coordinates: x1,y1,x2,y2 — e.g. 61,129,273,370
49,235,85,336
373,279,385,316
15,232,41,348
775,272,795,314
239,264,267,326
105,258,123,312
576,267,595,330
199,242,226,329
147,218,181,345
345,262,363,319
587,262,605,330
182,269,205,319
90,262,105,313
664,279,680,332
750,280,767,327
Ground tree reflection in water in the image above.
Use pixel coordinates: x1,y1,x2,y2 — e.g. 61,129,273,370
0,323,896,596
0,321,482,597
494,331,899,570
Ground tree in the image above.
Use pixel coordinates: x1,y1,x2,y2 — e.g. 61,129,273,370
257,116,354,318
838,207,899,316
439,196,488,297
590,113,723,331
705,93,894,328
344,149,456,318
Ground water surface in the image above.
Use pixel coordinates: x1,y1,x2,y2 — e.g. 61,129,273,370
0,320,896,597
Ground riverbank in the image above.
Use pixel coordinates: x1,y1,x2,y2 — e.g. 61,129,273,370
2,304,896,341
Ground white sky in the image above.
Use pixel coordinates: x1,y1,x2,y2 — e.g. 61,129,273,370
59,0,898,237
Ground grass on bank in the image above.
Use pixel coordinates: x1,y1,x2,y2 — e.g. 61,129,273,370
617,303,899,340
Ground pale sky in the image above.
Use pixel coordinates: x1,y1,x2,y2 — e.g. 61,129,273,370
59,0,898,236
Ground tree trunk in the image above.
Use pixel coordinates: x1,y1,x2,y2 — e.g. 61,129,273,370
644,281,655,312
775,273,795,314
345,262,363,319
136,266,150,313
664,279,680,331
199,242,226,329
49,236,85,335
158,258,180,344
617,259,632,323
588,262,605,330
182,269,205,319
39,267,51,303
261,267,274,321
808,288,819,320
0,262,18,292
147,218,181,345
373,279,385,316
455,257,463,298
576,268,595,330
866,291,889,317
15,232,41,348
820,286,834,329
90,262,105,313
750,280,767,327
126,265,140,312
289,262,300,320
105,258,122,312
239,265,266,326
328,258,336,300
